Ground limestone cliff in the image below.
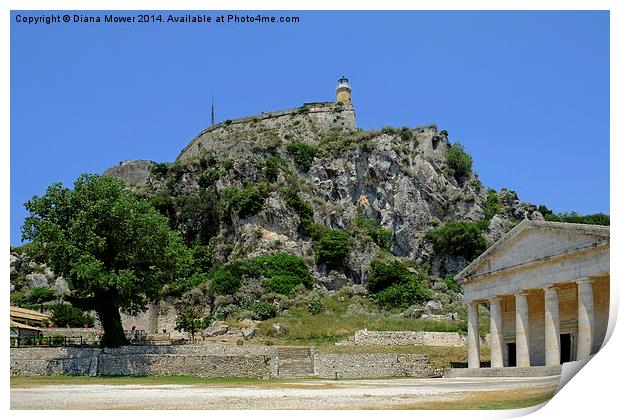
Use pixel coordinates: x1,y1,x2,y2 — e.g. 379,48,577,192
103,103,539,287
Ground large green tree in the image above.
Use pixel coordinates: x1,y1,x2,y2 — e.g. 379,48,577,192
21,174,192,347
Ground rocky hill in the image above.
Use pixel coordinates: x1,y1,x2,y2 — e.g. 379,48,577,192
102,103,542,289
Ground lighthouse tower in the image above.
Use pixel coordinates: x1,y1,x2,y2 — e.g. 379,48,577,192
336,76,352,105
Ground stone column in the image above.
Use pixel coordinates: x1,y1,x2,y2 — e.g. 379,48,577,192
515,292,530,367
577,279,595,359
489,297,504,368
544,286,561,365
467,301,480,368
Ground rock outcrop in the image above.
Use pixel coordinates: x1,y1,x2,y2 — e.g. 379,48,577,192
103,116,536,285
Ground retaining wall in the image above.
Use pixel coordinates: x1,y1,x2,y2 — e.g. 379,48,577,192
338,329,468,347
10,345,276,378
314,353,438,378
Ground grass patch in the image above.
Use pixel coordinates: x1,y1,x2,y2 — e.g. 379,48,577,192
394,388,556,410
10,375,291,388
256,295,468,346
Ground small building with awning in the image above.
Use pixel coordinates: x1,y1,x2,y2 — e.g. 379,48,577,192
10,306,48,337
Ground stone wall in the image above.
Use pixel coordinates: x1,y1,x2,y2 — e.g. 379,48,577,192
338,329,467,347
314,353,437,378
120,298,183,339
177,102,356,162
10,344,276,378
11,344,438,379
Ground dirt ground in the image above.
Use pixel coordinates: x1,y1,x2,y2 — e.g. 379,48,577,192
11,375,560,410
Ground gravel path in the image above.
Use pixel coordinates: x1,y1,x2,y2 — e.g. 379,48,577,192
11,376,560,410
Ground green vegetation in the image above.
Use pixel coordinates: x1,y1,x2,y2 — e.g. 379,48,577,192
248,253,313,295
319,128,380,154
167,272,209,297
175,306,208,340
307,296,326,315
399,126,414,141
150,162,169,178
209,266,242,296
286,142,319,172
313,229,352,270
184,251,312,302
445,142,473,181
354,216,392,250
22,174,192,347
10,375,294,388
256,295,467,345
443,275,460,293
49,303,95,328
544,211,609,226
483,189,503,220
14,287,57,310
221,183,269,218
367,259,430,309
263,154,284,182
197,168,221,189
279,187,325,239
250,302,279,320
426,220,489,261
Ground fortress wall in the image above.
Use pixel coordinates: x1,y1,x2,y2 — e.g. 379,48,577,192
177,103,356,162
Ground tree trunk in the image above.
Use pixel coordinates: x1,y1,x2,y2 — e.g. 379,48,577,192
95,293,129,348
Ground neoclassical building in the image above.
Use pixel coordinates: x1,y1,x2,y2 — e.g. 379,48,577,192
455,220,610,369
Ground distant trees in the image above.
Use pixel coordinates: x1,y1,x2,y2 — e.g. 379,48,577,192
22,174,192,347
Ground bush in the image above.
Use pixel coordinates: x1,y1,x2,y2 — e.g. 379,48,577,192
150,162,169,178
399,126,414,141
250,302,279,320
279,187,320,238
222,183,269,218
209,266,241,296
307,296,325,315
197,168,221,189
354,216,392,250
263,154,283,183
483,189,503,220
374,282,430,309
367,259,417,293
265,275,304,296
167,272,208,297
444,275,460,293
445,142,473,181
49,303,95,327
248,253,313,295
19,287,57,306
313,229,352,270
286,142,319,172
426,220,488,261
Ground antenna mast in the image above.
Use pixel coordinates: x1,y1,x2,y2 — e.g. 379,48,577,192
211,92,215,126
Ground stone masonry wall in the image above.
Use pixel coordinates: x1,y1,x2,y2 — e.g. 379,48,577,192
314,353,438,378
177,102,356,162
10,345,276,378
11,344,438,379
338,329,467,347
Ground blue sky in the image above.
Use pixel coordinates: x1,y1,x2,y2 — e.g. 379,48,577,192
10,10,609,245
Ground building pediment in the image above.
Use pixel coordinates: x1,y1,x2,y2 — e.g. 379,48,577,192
455,220,609,283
